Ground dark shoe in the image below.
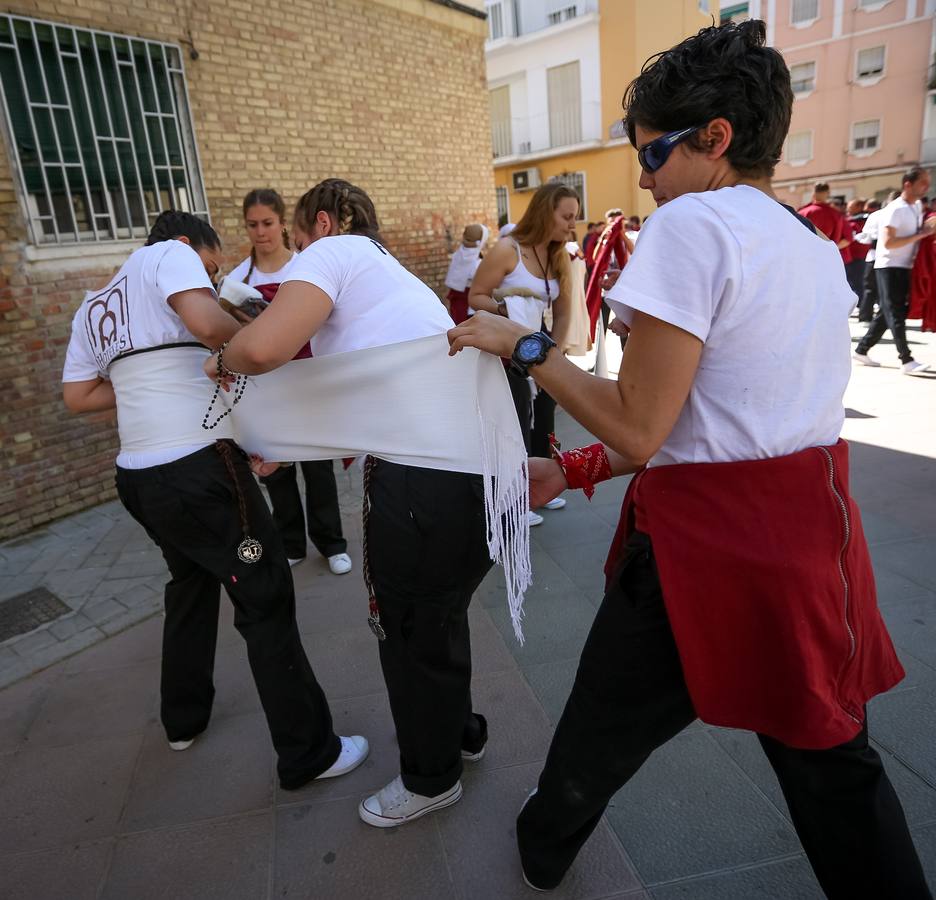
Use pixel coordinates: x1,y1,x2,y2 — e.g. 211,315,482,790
461,713,488,762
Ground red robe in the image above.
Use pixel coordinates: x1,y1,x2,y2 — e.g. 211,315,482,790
585,216,629,337
909,229,936,333
604,440,904,749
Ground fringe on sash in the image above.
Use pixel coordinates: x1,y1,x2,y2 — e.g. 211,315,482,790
478,401,532,644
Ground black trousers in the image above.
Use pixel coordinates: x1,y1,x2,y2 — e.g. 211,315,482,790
507,367,533,454
366,459,493,796
517,532,931,898
858,260,879,321
845,258,865,305
260,460,346,559
115,442,341,788
856,267,915,364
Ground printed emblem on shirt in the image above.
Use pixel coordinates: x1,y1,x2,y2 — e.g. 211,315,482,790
84,276,132,370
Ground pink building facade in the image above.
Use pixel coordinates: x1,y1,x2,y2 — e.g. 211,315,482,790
729,0,936,205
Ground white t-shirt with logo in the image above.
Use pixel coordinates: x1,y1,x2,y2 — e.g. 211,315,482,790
874,197,923,269
282,234,453,356
63,240,222,468
226,252,297,286
606,184,853,468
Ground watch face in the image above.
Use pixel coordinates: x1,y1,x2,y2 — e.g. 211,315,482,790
517,335,544,362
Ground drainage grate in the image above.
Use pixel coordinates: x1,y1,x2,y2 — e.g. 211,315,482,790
0,587,70,642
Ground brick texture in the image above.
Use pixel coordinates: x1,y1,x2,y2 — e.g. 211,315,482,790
0,0,495,539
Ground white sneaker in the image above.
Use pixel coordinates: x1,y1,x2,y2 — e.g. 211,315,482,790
327,552,353,575
287,557,305,568
528,510,544,527
541,497,566,511
852,351,880,367
169,737,195,751
316,735,369,780
901,360,931,375
359,775,462,828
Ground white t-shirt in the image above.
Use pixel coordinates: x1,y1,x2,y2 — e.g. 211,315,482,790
874,197,923,269
63,240,221,468
606,184,853,468
226,252,296,286
282,234,453,356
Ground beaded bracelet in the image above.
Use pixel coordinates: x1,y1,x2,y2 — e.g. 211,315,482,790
202,341,247,431
548,434,613,500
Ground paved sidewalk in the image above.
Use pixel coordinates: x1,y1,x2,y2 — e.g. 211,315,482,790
0,321,934,899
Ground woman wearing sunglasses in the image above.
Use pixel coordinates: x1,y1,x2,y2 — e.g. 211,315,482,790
448,20,928,899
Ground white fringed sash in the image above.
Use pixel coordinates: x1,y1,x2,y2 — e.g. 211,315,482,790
223,334,531,641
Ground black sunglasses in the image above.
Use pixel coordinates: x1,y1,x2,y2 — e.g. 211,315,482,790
637,126,703,174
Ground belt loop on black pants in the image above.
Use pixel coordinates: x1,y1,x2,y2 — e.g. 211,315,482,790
361,454,386,640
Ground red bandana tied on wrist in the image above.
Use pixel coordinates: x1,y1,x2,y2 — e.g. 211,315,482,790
549,434,612,499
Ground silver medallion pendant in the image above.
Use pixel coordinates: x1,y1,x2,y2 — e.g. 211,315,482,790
237,537,263,564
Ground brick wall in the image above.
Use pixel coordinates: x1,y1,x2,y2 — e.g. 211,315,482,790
0,0,495,539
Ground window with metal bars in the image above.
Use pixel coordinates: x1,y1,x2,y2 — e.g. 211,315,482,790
851,119,880,152
550,171,586,221
495,185,509,226
0,14,208,245
790,61,816,94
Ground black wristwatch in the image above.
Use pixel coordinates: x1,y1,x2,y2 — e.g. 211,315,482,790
510,331,556,377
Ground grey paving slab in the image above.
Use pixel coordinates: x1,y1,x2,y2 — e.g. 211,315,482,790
210,642,264,720
604,730,801,885
523,656,578,725
0,734,142,853
869,685,936,784
102,813,272,900
873,564,933,609
64,613,162,673
649,855,824,900
2,839,114,900
437,762,643,900
546,538,612,605
488,578,596,668
532,503,617,551
871,538,936,594
121,713,274,832
299,620,389,701
24,659,159,749
467,599,518,676
880,592,936,672
467,668,554,772
0,666,59,752
274,797,457,900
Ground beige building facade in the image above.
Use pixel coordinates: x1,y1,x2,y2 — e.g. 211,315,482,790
0,0,495,538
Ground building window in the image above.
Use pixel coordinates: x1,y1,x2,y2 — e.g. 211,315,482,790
789,61,816,94
791,0,819,25
720,2,750,24
489,86,512,158
547,61,581,148
857,0,887,7
0,14,207,245
547,5,578,26
488,1,504,40
856,45,885,80
785,130,813,165
851,119,881,153
495,185,509,226
550,171,586,221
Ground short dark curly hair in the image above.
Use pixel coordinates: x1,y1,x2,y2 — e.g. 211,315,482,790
623,20,793,178
145,210,220,250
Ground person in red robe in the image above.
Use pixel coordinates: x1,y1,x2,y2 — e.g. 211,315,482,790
909,214,936,332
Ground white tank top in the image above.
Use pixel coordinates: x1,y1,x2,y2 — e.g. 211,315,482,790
499,239,559,302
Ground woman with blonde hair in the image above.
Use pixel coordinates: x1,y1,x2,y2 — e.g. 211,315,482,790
470,180,579,523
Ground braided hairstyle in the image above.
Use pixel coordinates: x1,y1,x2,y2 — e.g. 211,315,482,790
293,178,381,243
242,188,291,282
145,210,220,250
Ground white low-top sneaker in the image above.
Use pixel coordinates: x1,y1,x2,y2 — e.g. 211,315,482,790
328,552,353,575
359,775,462,827
852,351,881,367
542,497,566,511
316,735,369,780
168,737,195,751
528,510,544,527
902,360,931,376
